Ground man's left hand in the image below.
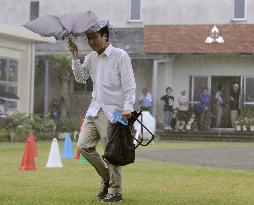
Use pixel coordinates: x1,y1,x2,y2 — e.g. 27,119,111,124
122,110,131,120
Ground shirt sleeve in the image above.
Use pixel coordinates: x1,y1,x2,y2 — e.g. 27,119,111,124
118,52,136,111
72,54,91,84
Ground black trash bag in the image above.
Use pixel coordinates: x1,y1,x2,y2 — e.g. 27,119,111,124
102,111,142,166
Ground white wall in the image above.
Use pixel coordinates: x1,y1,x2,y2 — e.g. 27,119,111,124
0,0,129,27
1,0,254,28
172,54,254,96
156,54,254,124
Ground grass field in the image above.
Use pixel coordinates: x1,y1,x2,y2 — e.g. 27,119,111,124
0,141,254,205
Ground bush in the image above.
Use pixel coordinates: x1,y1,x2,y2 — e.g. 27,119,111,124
0,130,10,141
55,117,80,132
5,112,81,141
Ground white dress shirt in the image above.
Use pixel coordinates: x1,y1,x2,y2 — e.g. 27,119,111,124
72,43,136,121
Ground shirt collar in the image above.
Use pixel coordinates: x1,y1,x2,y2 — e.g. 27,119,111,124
103,43,112,57
95,43,112,57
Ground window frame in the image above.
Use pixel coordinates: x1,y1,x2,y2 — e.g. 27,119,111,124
232,0,247,21
0,57,18,109
128,0,142,22
243,76,254,106
30,1,40,21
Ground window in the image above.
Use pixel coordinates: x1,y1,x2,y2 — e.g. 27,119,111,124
244,77,254,106
233,0,246,20
30,1,39,20
129,0,142,21
0,58,18,109
189,76,209,104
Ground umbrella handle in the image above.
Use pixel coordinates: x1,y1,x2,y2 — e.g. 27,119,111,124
68,38,79,60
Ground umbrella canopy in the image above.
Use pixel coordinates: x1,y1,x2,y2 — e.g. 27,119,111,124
59,11,98,37
22,11,109,40
0,91,20,101
23,15,69,40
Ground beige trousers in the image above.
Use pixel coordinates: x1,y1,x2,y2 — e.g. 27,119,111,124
77,110,122,194
230,110,239,128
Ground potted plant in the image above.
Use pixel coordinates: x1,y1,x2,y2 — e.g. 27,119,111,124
235,118,242,132
185,122,192,130
242,117,249,132
249,118,254,131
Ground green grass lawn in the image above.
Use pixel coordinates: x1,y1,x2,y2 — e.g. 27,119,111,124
0,141,254,205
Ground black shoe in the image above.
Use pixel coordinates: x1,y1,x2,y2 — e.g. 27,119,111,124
102,193,122,203
97,182,109,199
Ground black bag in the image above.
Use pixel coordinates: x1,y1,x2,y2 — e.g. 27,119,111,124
102,111,154,166
102,123,135,166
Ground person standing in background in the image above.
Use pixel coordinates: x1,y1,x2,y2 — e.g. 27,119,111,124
139,87,152,112
215,84,224,127
229,83,240,128
176,90,189,130
161,87,174,130
198,87,211,130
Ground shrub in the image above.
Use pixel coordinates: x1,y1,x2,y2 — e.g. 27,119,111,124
0,130,10,141
5,112,81,140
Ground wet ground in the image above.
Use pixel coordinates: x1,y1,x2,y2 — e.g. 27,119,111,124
137,146,254,170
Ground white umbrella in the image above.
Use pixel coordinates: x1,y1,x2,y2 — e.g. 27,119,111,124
23,11,108,40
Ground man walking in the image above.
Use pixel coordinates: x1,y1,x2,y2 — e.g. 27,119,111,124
68,23,136,202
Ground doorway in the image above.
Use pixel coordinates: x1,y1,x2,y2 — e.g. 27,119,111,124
210,76,241,128
189,75,241,129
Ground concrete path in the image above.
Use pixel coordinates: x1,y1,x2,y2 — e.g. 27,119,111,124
137,147,254,170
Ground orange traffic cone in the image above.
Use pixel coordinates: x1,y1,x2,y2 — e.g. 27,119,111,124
19,139,36,171
75,149,80,160
28,133,37,157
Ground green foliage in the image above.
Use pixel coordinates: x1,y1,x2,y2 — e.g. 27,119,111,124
6,112,80,136
0,130,10,141
49,54,72,81
236,107,254,126
55,117,80,132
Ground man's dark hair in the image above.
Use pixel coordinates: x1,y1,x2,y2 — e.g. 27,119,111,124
98,26,109,42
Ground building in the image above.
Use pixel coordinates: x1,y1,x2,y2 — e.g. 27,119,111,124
1,0,254,128
0,24,54,115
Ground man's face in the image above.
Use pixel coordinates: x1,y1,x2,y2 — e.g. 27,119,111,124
166,89,172,95
143,89,148,95
233,85,238,93
85,32,107,52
